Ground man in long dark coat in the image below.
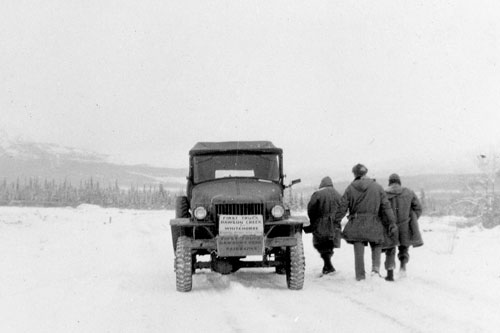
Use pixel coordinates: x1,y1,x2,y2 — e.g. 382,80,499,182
383,173,423,281
334,164,397,281
305,176,342,275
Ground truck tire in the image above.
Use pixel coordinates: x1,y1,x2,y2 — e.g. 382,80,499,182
171,226,182,252
172,196,190,251
285,232,305,290
175,196,190,218
175,236,193,292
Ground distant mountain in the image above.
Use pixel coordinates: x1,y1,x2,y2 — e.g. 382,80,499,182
0,134,187,190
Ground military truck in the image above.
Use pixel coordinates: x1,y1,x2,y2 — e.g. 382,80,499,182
170,141,306,292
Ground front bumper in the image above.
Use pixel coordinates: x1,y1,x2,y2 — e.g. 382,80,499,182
169,215,308,227
186,235,298,250
170,216,307,253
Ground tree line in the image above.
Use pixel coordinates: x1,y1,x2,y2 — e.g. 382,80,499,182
0,177,310,211
1,172,497,228
0,177,178,209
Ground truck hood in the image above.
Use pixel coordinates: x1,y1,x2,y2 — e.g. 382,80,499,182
191,179,282,205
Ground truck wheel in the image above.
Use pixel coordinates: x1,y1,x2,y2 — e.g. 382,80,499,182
175,236,193,292
175,196,190,218
285,232,305,290
171,226,182,252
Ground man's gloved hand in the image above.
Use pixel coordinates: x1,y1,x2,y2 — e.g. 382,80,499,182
388,223,398,236
303,224,313,234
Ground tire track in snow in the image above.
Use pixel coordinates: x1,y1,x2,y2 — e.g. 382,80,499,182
410,275,499,305
318,275,485,333
188,270,310,332
400,275,500,331
338,293,423,333
305,273,424,333
220,277,311,333
187,272,263,333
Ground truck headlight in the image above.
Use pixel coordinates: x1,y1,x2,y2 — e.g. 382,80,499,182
194,206,207,220
271,205,285,218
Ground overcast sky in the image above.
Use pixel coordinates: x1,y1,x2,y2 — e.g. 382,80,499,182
1,1,499,181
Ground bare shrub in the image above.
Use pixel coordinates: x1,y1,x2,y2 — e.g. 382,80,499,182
452,153,500,228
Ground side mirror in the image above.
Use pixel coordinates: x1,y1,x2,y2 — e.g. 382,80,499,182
286,178,301,188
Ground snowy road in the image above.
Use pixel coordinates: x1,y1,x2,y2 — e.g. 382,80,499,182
1,206,499,332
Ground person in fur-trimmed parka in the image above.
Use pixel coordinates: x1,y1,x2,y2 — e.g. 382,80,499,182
383,173,423,281
305,176,342,275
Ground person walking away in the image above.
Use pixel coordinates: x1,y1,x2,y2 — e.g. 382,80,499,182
383,173,423,281
304,176,342,275
334,164,397,281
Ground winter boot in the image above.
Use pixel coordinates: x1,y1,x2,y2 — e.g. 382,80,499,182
385,269,394,281
400,261,407,272
321,253,335,275
399,261,407,278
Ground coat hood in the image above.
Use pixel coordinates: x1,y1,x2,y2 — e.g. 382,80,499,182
351,177,374,192
385,183,403,196
319,176,333,189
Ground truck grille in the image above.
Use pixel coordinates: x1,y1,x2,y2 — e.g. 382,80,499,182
215,203,264,217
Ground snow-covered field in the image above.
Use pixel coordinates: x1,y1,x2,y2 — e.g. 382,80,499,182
1,206,499,333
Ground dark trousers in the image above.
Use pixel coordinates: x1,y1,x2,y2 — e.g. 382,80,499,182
313,237,334,256
353,242,381,280
385,246,410,270
398,245,410,264
384,247,396,270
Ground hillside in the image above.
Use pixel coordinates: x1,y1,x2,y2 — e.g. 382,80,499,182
0,134,186,190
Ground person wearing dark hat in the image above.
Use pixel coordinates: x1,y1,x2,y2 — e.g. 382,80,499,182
334,164,397,281
383,173,423,281
304,176,342,275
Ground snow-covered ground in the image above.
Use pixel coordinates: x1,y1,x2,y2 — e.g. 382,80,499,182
1,206,499,333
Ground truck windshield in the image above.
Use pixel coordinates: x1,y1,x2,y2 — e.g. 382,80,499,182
193,154,280,184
